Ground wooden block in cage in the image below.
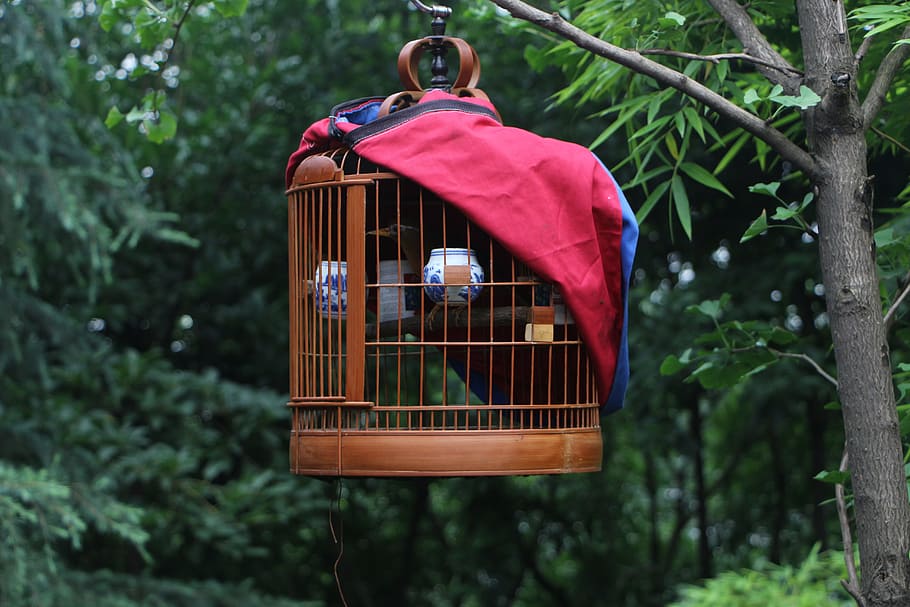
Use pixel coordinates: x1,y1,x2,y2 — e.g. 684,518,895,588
525,306,555,342
524,324,554,342
531,306,555,324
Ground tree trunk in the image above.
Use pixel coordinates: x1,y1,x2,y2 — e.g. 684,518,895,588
800,4,910,603
815,133,910,607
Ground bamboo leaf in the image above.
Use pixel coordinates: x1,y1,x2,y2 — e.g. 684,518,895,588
671,174,692,239
635,180,671,223
714,131,750,175
665,132,679,160
626,164,673,189
683,106,705,143
679,162,733,197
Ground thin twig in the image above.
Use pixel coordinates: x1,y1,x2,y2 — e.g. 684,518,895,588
836,450,866,607
636,48,803,75
150,0,197,116
767,347,838,388
871,126,910,155
330,478,350,607
703,0,802,91
884,271,910,332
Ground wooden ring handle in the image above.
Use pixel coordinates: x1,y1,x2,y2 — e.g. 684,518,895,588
377,91,417,118
397,36,481,91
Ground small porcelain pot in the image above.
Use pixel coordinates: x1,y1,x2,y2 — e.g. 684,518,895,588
377,260,418,321
314,261,347,318
422,248,484,304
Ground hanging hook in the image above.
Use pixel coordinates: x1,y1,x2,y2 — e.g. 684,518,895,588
408,0,455,88
409,0,452,20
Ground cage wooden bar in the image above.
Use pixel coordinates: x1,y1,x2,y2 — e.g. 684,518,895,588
286,148,603,476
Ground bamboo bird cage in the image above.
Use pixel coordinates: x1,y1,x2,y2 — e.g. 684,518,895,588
285,11,604,477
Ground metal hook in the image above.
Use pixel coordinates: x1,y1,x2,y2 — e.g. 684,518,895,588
409,0,452,20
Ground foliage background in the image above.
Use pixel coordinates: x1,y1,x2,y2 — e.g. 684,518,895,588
4,0,908,604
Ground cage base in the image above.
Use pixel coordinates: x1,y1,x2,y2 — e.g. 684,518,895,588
289,428,602,477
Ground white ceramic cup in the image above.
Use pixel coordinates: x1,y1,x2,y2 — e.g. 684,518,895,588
314,261,347,318
377,260,417,322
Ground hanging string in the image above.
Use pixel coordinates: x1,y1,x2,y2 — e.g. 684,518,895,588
329,476,350,607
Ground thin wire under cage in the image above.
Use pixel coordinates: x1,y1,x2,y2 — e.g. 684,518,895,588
286,149,603,476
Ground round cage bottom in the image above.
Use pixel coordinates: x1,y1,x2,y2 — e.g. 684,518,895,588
289,420,602,477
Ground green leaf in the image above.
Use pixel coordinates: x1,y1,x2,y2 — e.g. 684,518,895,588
635,180,670,223
98,2,119,31
814,470,850,484
626,165,672,189
748,182,781,198
767,326,797,345
741,210,768,242
713,130,749,175
769,85,822,110
665,132,679,160
660,11,686,27
716,59,728,82
104,106,125,129
144,111,178,143
771,205,800,220
670,174,692,239
679,162,734,197
824,401,841,410
154,228,200,248
875,227,898,248
125,106,148,123
630,114,672,141
900,406,910,434
660,354,686,375
687,295,729,320
682,106,705,143
212,0,250,17
688,360,756,389
674,111,686,140
743,89,761,105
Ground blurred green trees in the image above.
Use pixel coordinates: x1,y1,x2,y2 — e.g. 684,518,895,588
3,0,900,605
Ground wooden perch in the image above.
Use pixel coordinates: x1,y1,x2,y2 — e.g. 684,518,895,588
365,305,532,339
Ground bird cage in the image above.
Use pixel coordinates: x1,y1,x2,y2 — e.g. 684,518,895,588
284,7,636,477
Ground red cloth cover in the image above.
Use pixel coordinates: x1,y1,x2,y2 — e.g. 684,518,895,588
287,90,631,410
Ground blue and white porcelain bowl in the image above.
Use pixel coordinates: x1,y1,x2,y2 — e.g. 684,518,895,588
422,248,484,304
314,261,347,318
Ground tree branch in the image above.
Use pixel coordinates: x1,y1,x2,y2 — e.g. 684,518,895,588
836,450,867,607
637,48,803,76
150,0,197,116
486,0,818,178
767,347,839,388
703,0,803,92
861,25,910,130
853,35,874,70
872,126,910,155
